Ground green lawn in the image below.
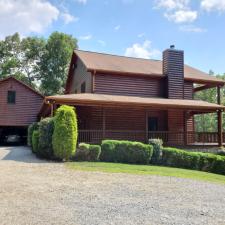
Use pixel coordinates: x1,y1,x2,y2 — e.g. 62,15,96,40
67,162,225,185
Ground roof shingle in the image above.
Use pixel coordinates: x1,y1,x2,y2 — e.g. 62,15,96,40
74,50,224,85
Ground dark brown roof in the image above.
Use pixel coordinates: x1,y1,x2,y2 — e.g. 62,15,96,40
74,50,224,85
46,93,224,111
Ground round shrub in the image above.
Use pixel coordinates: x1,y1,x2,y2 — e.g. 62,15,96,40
38,117,54,159
149,139,163,164
52,105,78,161
27,122,39,147
32,130,39,154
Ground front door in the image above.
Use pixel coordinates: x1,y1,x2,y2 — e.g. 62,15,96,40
148,117,158,131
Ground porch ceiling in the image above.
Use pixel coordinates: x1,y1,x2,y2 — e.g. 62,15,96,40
45,93,224,112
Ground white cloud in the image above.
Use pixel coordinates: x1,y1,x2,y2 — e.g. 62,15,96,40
61,12,79,24
79,34,92,40
179,25,207,32
154,0,198,24
165,10,197,23
125,40,161,59
98,40,106,46
75,0,87,4
201,0,225,12
114,25,121,31
154,0,190,11
0,0,59,37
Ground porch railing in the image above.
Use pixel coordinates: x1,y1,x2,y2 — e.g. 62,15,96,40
78,130,224,145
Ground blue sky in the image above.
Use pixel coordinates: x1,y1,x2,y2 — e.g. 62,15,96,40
1,0,225,74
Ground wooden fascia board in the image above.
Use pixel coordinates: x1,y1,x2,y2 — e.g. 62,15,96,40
45,98,224,111
185,77,225,86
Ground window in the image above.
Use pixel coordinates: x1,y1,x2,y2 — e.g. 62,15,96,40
7,91,16,104
81,82,86,93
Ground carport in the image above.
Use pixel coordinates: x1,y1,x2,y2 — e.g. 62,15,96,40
0,76,44,145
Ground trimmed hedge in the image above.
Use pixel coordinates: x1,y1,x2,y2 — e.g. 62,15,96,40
75,143,101,161
75,143,90,161
162,147,225,175
149,139,163,164
32,130,39,154
38,117,54,159
100,140,153,164
217,149,225,157
28,122,39,147
52,105,78,160
89,145,101,161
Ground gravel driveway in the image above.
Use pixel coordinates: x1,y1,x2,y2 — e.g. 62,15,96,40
0,146,225,225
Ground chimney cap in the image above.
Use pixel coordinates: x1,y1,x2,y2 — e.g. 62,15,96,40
170,45,175,49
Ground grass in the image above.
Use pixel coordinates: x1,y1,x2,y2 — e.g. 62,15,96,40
67,162,225,185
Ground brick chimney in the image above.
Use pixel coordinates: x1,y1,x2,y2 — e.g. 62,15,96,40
163,45,184,99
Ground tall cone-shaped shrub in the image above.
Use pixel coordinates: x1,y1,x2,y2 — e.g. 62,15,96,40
52,105,78,160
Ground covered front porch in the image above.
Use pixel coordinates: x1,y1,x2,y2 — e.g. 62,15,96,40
44,93,225,147
78,129,225,146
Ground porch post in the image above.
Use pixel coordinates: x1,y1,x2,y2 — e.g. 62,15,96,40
184,111,188,145
102,108,106,139
217,86,223,147
218,110,223,147
145,110,148,143
50,102,54,117
217,86,221,105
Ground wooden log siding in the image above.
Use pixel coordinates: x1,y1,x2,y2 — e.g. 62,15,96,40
0,78,43,126
94,73,166,98
184,82,193,99
167,110,184,144
71,58,92,94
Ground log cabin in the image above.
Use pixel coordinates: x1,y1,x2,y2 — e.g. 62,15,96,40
0,76,44,143
44,46,225,146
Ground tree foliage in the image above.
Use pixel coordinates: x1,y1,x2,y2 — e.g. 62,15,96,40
39,32,78,95
0,32,78,94
194,73,225,132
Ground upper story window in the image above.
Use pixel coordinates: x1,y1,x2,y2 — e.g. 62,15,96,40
7,90,16,104
81,82,86,93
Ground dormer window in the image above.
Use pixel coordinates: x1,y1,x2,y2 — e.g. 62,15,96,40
7,90,16,104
